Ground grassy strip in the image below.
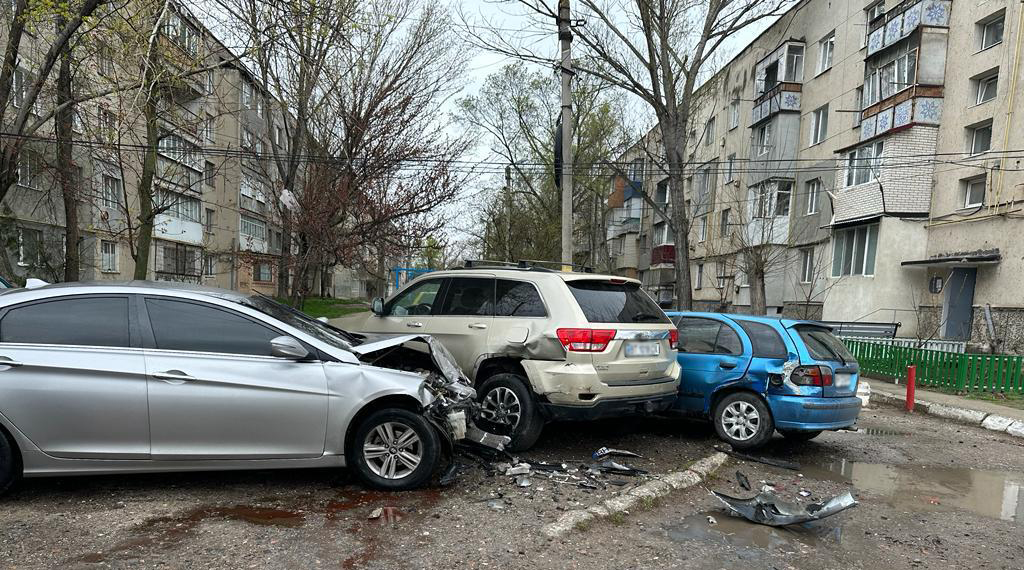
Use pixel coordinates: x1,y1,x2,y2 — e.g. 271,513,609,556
276,297,369,319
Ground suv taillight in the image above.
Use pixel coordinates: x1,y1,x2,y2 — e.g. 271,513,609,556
556,328,616,352
669,329,679,347
791,365,834,386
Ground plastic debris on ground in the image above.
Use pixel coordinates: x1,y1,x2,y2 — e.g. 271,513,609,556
592,446,643,460
712,490,858,527
736,470,751,491
505,463,531,476
516,476,531,488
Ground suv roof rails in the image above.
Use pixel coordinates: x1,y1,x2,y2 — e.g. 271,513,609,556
517,259,594,273
461,259,594,273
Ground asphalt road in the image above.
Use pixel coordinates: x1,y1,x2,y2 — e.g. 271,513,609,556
2,405,1022,569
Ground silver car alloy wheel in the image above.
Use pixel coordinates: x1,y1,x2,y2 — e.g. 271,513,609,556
363,422,422,480
721,401,760,442
480,386,522,429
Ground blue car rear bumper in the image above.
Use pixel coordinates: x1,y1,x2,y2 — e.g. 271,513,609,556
767,394,862,431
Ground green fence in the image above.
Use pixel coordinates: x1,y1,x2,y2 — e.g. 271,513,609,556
844,339,1024,393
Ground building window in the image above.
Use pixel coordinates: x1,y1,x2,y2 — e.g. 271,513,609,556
853,87,863,126
716,261,728,289
653,221,671,246
774,181,791,216
205,70,215,95
976,73,998,105
100,240,118,273
805,179,821,215
752,181,791,218
729,98,739,129
698,215,708,242
654,179,668,204
864,2,885,46
204,161,215,186
695,263,704,290
845,140,884,186
800,247,814,283
863,38,918,105
725,154,736,182
204,208,215,233
831,224,879,277
203,254,216,277
963,178,986,208
98,107,116,143
240,214,267,242
17,228,43,267
203,116,215,143
254,262,273,282
818,32,835,74
810,104,828,145
16,153,35,188
703,117,715,146
720,209,730,237
156,189,201,222
242,80,255,109
784,44,804,82
756,123,772,156
694,167,711,210
969,122,993,155
97,42,114,76
980,14,1004,51
11,67,25,108
101,173,121,209
240,176,267,214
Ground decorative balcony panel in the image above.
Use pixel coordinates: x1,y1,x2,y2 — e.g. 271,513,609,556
893,100,913,127
750,83,801,126
866,1,948,57
860,115,877,141
876,106,894,132
884,13,903,47
921,0,951,26
651,244,675,265
868,27,885,55
913,97,942,124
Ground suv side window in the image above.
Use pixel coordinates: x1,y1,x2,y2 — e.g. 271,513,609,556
438,277,495,316
145,298,279,356
0,296,130,348
386,279,444,316
495,279,546,317
733,319,787,358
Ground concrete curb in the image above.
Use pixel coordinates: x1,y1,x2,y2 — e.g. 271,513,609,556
540,452,729,538
872,388,1024,440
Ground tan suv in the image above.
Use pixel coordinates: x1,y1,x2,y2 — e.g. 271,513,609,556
363,264,681,450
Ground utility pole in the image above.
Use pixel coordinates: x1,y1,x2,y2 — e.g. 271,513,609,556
504,165,513,262
557,0,573,269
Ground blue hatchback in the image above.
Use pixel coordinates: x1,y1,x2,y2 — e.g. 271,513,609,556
665,312,862,449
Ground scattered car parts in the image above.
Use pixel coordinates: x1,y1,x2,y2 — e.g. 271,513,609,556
712,490,858,527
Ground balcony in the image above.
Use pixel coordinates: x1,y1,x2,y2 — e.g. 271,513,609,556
866,0,951,58
156,155,203,191
651,244,675,265
750,82,802,126
606,206,641,239
859,94,943,142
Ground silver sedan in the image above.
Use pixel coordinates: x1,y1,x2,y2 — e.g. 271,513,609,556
0,281,504,495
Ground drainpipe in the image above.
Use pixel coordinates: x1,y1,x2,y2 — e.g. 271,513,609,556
992,1,1024,211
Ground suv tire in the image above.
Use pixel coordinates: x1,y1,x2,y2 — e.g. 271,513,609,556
348,408,440,491
477,373,544,452
0,432,16,496
778,429,822,442
713,392,774,450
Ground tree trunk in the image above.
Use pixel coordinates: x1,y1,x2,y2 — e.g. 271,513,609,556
133,96,159,280
746,250,767,316
664,128,693,310
56,16,79,282
277,212,291,297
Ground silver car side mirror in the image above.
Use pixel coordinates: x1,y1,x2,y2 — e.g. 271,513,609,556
372,297,385,316
270,336,309,359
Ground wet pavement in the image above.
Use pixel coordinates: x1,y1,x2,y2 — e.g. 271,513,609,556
1,406,1023,569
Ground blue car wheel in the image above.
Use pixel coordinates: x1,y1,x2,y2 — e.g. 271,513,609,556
713,392,774,449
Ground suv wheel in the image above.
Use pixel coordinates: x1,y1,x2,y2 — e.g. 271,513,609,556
713,392,774,450
348,408,440,491
0,432,16,496
778,429,823,442
477,373,544,452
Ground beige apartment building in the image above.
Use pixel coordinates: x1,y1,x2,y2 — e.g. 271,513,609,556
610,0,1024,351
1,2,305,297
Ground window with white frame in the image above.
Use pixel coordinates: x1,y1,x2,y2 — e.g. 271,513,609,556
16,152,35,188
101,173,121,209
158,132,200,170
980,13,1004,51
806,178,821,215
784,44,804,82
97,42,114,76
156,189,201,222
729,98,739,129
695,263,704,290
17,228,43,267
963,177,986,208
698,215,708,242
845,140,884,186
653,221,671,246
752,181,791,218
254,261,273,282
716,261,728,289
203,254,216,276
98,107,116,143
240,176,267,214
12,67,25,108
726,153,736,182
831,224,879,277
976,73,998,105
800,247,815,283
100,240,118,272
240,214,267,242
864,37,918,105
818,32,835,74
203,116,215,143
654,179,668,204
756,123,772,156
853,87,864,126
775,181,791,216
703,117,715,146
864,2,885,46
242,80,255,109
720,208,730,237
694,167,711,210
969,122,993,155
810,104,828,145
204,208,215,232
204,161,215,186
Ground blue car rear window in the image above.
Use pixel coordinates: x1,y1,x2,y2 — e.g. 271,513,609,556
733,319,787,358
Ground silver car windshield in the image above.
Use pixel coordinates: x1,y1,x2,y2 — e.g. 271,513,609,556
239,295,356,352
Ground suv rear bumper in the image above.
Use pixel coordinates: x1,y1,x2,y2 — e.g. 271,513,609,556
538,393,677,422
520,359,681,406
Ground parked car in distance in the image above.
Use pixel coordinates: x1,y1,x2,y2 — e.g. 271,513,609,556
666,312,862,449
0,281,499,496
363,263,681,451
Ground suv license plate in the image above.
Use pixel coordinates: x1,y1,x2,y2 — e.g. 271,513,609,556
625,341,660,357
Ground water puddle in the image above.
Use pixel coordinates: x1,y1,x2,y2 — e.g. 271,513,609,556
666,512,839,554
800,460,1024,523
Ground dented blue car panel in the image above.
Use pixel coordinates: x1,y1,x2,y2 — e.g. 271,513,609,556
666,311,861,433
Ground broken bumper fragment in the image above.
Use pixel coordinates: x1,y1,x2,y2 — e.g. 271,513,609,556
712,490,858,526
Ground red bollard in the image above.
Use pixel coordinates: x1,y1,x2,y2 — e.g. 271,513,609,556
905,365,916,412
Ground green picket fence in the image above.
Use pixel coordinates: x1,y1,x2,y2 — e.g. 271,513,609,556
844,339,1024,393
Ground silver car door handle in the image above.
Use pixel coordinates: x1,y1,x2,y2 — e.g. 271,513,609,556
0,357,23,368
406,322,423,328
153,371,196,382
468,323,488,330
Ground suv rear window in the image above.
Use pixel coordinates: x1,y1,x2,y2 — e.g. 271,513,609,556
796,325,855,363
733,319,787,358
566,281,669,324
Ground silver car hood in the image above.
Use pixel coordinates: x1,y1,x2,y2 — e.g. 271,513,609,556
350,333,469,386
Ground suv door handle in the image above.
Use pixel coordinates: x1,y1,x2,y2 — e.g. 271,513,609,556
468,323,488,330
153,370,196,383
719,361,737,370
0,356,23,368
406,322,423,328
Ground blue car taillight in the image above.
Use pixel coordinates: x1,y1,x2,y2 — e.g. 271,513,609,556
790,365,833,387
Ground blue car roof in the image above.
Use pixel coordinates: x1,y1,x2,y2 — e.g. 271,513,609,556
662,310,828,330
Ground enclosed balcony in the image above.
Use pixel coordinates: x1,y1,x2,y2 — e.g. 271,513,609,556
751,41,804,126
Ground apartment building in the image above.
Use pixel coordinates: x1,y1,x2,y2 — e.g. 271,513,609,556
1,2,292,296
609,0,1024,351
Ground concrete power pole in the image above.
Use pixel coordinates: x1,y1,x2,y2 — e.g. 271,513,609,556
557,0,573,268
